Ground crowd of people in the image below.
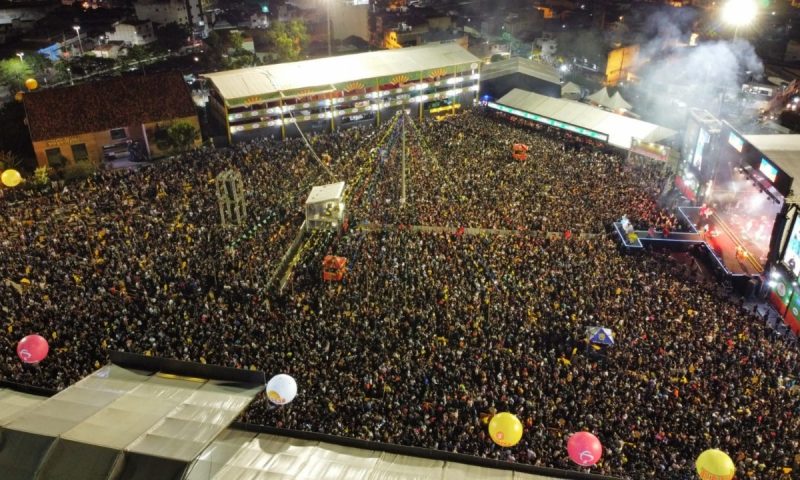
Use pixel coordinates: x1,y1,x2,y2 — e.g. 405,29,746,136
1,108,797,479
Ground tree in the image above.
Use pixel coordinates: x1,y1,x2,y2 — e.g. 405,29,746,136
265,20,308,62
229,31,244,51
155,22,191,52
127,45,150,73
33,166,50,188
155,122,200,154
0,150,22,171
0,57,33,89
0,102,34,167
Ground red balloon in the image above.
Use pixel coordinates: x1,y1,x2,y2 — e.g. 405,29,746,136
567,431,603,467
17,334,49,364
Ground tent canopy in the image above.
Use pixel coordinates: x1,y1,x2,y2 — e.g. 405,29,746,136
586,87,611,106
587,327,615,345
495,89,676,150
607,92,632,111
0,359,264,480
186,429,605,480
305,181,346,205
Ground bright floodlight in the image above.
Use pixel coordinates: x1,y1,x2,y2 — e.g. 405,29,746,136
721,0,757,27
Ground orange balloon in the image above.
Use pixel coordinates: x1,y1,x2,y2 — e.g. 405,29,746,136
25,78,38,90
14,91,24,102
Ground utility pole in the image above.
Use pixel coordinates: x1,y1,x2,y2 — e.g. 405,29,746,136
400,115,406,205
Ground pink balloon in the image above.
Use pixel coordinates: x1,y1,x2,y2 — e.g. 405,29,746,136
567,431,603,467
17,334,49,364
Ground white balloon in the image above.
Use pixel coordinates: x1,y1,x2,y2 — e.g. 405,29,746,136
266,373,297,405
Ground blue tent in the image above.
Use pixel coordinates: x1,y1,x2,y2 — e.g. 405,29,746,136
587,327,615,346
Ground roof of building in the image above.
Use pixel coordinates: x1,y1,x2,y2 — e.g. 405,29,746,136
743,134,800,184
202,43,480,101
24,72,196,142
480,58,561,86
496,89,676,150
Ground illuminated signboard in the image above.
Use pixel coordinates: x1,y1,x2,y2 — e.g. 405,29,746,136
728,131,744,152
784,215,800,277
759,158,779,183
487,102,609,142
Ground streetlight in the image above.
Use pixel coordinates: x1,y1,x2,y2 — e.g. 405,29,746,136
66,66,74,86
16,52,24,62
73,25,84,55
721,0,758,40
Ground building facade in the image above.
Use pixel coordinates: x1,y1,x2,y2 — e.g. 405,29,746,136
202,43,481,143
23,72,200,167
106,20,156,46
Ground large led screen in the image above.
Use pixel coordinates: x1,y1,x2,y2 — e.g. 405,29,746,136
783,216,800,277
759,158,779,183
692,128,710,170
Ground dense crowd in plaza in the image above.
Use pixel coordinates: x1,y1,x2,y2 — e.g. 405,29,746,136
0,109,797,479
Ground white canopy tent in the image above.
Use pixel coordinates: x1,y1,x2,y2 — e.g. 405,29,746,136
186,429,586,480
492,89,676,150
607,91,632,111
586,87,612,107
0,360,264,480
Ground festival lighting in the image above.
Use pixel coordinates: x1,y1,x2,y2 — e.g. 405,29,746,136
721,0,757,28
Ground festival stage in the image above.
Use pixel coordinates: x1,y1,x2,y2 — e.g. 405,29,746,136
614,206,765,277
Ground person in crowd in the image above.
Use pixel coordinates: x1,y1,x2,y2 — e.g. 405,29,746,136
0,109,794,480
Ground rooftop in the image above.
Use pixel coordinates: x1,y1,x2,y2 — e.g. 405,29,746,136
24,72,197,142
202,43,480,102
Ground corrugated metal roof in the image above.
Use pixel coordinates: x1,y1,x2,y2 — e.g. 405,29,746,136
743,134,800,185
203,43,481,101
497,89,676,149
480,58,561,86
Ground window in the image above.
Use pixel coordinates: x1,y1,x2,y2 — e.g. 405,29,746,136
45,147,62,166
110,128,127,140
71,143,89,162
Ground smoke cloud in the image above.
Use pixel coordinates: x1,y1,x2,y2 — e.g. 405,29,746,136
630,8,764,130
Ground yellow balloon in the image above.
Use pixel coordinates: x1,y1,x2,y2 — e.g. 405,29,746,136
696,449,735,480
488,412,523,447
25,78,38,91
1,169,22,187
14,91,24,102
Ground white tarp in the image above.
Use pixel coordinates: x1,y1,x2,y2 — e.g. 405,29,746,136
0,388,45,427
586,87,612,106
187,430,572,480
497,89,676,150
607,91,632,111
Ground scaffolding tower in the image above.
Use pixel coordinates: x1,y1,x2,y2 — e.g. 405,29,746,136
216,169,247,227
